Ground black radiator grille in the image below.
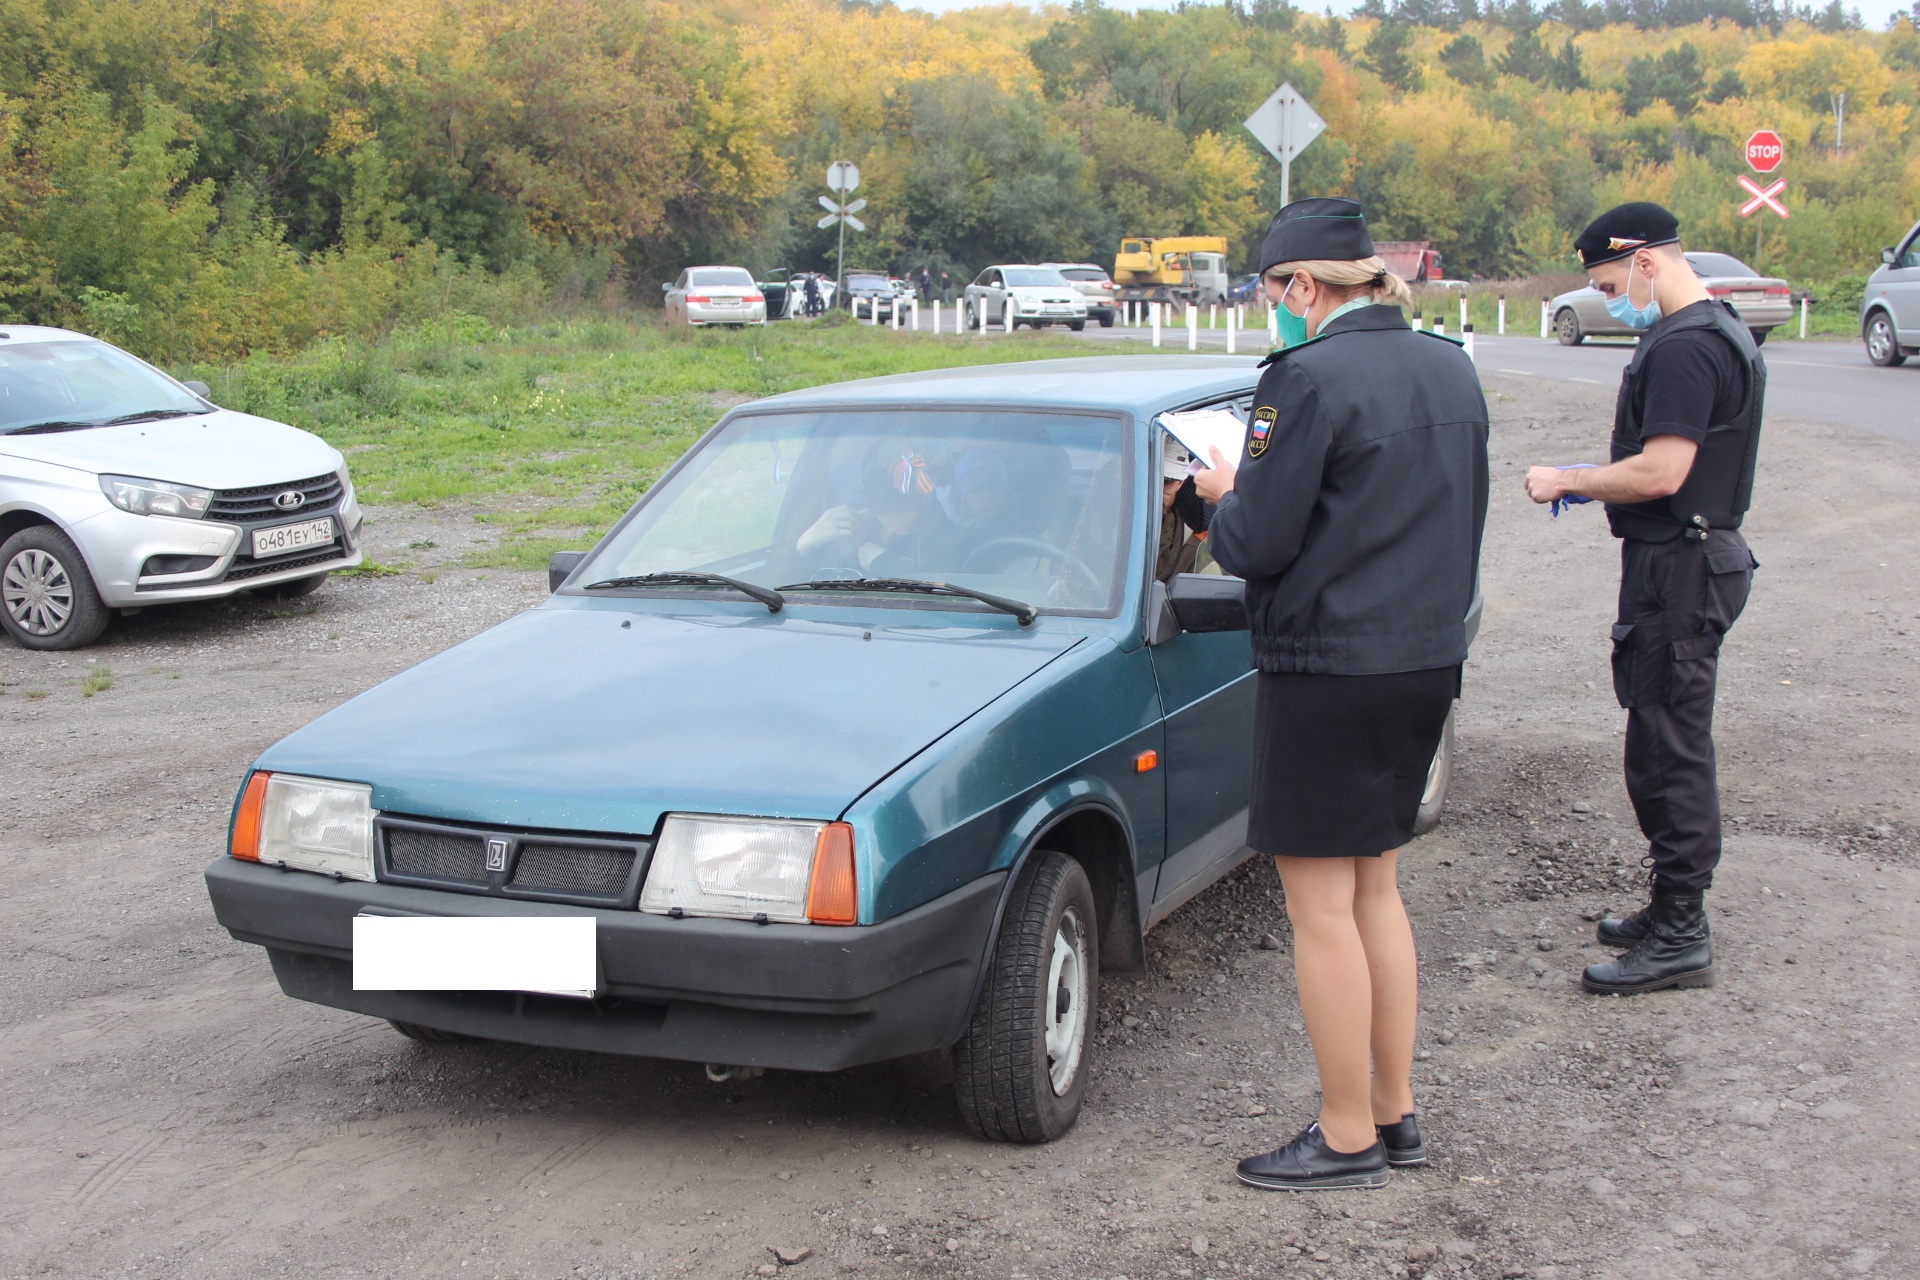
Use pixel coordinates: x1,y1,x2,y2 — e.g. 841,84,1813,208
377,818,646,907
209,472,344,526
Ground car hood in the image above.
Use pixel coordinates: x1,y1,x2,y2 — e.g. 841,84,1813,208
255,603,1084,836
1008,286,1082,304
0,409,343,489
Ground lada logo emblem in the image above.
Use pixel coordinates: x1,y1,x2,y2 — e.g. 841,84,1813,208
485,838,510,872
273,489,305,511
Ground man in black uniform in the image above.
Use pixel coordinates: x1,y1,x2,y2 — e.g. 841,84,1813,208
1524,202,1763,995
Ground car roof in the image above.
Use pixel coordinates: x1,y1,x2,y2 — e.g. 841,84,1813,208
0,325,97,344
743,355,1261,418
1040,262,1106,271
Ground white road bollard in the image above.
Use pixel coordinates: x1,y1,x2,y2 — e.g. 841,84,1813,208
869,299,878,326
1226,306,1237,355
1187,303,1198,351
1540,298,1550,339
1209,303,1217,330
1463,323,1476,363
931,300,941,334
1411,311,1423,333
910,299,919,332
1267,302,1279,347
1434,318,1446,338
1459,296,1468,331
1498,296,1507,336
1800,296,1809,339
1151,303,1163,348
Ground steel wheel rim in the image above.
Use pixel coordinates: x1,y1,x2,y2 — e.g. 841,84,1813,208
1044,906,1089,1095
3,548,74,636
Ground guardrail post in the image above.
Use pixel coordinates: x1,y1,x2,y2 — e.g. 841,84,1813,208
1434,318,1446,338
1498,296,1506,336
1412,310,1423,333
1540,298,1549,339
1459,296,1468,332
1209,303,1217,330
1187,303,1198,350
1151,303,1162,348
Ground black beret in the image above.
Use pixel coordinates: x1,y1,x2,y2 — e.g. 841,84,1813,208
1257,197,1375,275
1575,201,1680,268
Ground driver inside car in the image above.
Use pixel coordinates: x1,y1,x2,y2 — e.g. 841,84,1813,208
793,449,959,577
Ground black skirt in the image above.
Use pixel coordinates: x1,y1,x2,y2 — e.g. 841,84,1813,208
1247,666,1458,859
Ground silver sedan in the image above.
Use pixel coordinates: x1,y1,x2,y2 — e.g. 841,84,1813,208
1551,252,1792,346
662,266,767,328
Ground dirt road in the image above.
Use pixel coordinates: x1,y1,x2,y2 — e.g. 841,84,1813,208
3,372,1917,1280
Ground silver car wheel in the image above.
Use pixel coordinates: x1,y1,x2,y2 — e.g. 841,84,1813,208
3,547,74,636
1865,314,1902,366
1044,906,1089,1095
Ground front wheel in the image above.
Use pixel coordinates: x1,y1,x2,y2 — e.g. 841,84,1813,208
1068,320,1086,331
953,850,1098,1143
1556,308,1584,346
1411,702,1457,837
965,301,980,331
1865,312,1906,367
0,526,110,650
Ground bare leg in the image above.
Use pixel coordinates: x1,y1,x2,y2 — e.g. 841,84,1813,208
1353,849,1419,1124
1274,855,1376,1153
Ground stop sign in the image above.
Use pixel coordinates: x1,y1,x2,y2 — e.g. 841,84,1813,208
1746,130,1784,173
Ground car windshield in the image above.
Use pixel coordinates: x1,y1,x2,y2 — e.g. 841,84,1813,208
0,338,204,434
1687,253,1756,279
1003,269,1072,288
847,274,889,290
580,408,1131,615
689,268,754,288
1056,268,1108,283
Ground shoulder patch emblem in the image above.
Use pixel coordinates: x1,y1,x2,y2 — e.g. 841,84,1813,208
1248,405,1278,458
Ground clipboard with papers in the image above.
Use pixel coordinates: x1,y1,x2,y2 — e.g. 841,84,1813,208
1155,406,1248,471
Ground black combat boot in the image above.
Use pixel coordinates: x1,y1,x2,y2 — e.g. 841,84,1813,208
1582,889,1714,994
1596,896,1654,946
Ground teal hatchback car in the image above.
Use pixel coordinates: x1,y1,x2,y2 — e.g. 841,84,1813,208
205,356,1473,1143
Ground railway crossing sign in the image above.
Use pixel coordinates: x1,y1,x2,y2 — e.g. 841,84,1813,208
820,161,866,292
816,194,867,232
1243,82,1326,206
1737,175,1788,219
826,161,860,194
1745,130,1784,173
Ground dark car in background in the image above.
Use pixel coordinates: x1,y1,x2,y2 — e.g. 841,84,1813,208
1862,218,1920,367
1228,273,1262,305
1551,251,1791,345
842,270,897,322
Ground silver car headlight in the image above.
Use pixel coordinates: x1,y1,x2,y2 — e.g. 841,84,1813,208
640,815,856,925
231,772,376,881
99,474,212,519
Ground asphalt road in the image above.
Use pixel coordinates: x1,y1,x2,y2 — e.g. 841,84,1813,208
1062,319,1920,445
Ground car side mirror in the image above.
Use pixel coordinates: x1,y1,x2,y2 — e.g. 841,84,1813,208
1167,573,1247,633
1884,247,1898,266
661,282,673,292
182,379,211,399
1146,580,1180,646
548,550,586,593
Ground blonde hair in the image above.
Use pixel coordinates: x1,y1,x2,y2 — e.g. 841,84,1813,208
1264,256,1415,310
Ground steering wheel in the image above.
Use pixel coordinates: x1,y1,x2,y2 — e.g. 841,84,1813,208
960,536,1105,599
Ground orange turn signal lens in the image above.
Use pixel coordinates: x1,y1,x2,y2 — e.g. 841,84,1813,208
806,822,858,926
1134,750,1159,773
230,771,270,860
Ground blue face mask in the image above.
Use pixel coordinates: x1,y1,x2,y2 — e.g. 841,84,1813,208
1603,259,1662,330
1275,278,1310,348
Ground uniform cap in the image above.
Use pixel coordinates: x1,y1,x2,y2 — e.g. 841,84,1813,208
1575,202,1680,268
1258,197,1375,276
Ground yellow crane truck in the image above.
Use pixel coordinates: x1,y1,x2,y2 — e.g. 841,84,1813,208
1113,236,1231,309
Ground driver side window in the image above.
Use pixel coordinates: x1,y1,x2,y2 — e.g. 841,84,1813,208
1901,235,1920,270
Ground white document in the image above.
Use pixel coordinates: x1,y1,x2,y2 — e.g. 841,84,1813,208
353,915,597,998
1157,407,1248,470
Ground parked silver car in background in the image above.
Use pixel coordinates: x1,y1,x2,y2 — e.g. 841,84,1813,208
662,266,767,327
0,325,363,650
1861,217,1920,367
1040,262,1118,327
963,266,1089,331
1552,252,1791,346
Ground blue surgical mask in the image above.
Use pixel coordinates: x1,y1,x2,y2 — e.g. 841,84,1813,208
1276,279,1309,348
1603,259,1662,330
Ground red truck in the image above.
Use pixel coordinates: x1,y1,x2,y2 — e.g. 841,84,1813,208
1376,241,1445,285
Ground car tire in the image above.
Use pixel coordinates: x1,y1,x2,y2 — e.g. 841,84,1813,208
1555,308,1584,346
1069,320,1085,332
1098,312,1114,328
0,525,111,651
965,302,980,331
1749,327,1769,346
252,572,328,601
1864,311,1906,367
953,849,1098,1143
1411,702,1457,837
388,1019,478,1045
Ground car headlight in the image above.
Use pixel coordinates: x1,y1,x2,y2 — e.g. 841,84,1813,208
229,771,376,882
640,815,856,925
99,473,212,519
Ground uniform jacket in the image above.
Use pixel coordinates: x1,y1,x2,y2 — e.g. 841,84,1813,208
1208,304,1490,675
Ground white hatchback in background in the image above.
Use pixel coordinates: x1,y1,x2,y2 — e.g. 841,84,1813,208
662,266,767,327
0,325,363,650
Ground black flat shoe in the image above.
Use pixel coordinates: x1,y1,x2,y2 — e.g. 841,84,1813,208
1376,1112,1428,1167
1235,1123,1389,1192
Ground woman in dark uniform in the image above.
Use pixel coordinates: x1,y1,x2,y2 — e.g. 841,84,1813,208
1192,197,1490,1191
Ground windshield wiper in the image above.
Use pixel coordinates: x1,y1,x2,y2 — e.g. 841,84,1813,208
777,577,1037,626
101,408,208,426
582,570,784,613
6,420,103,435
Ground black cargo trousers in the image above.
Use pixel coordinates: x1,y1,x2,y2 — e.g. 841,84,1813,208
1609,528,1757,892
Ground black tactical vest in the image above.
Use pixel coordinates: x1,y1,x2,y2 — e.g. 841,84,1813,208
1606,300,1765,542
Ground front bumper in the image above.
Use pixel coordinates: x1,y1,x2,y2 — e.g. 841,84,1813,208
78,492,364,607
205,857,1003,1072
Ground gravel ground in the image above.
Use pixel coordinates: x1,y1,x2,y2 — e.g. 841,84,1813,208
2,371,1917,1280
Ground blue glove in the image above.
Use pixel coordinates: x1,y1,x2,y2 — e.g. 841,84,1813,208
1550,464,1598,517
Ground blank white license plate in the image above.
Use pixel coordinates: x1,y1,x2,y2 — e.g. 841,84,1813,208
352,915,597,998
1732,291,1764,302
252,516,335,558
